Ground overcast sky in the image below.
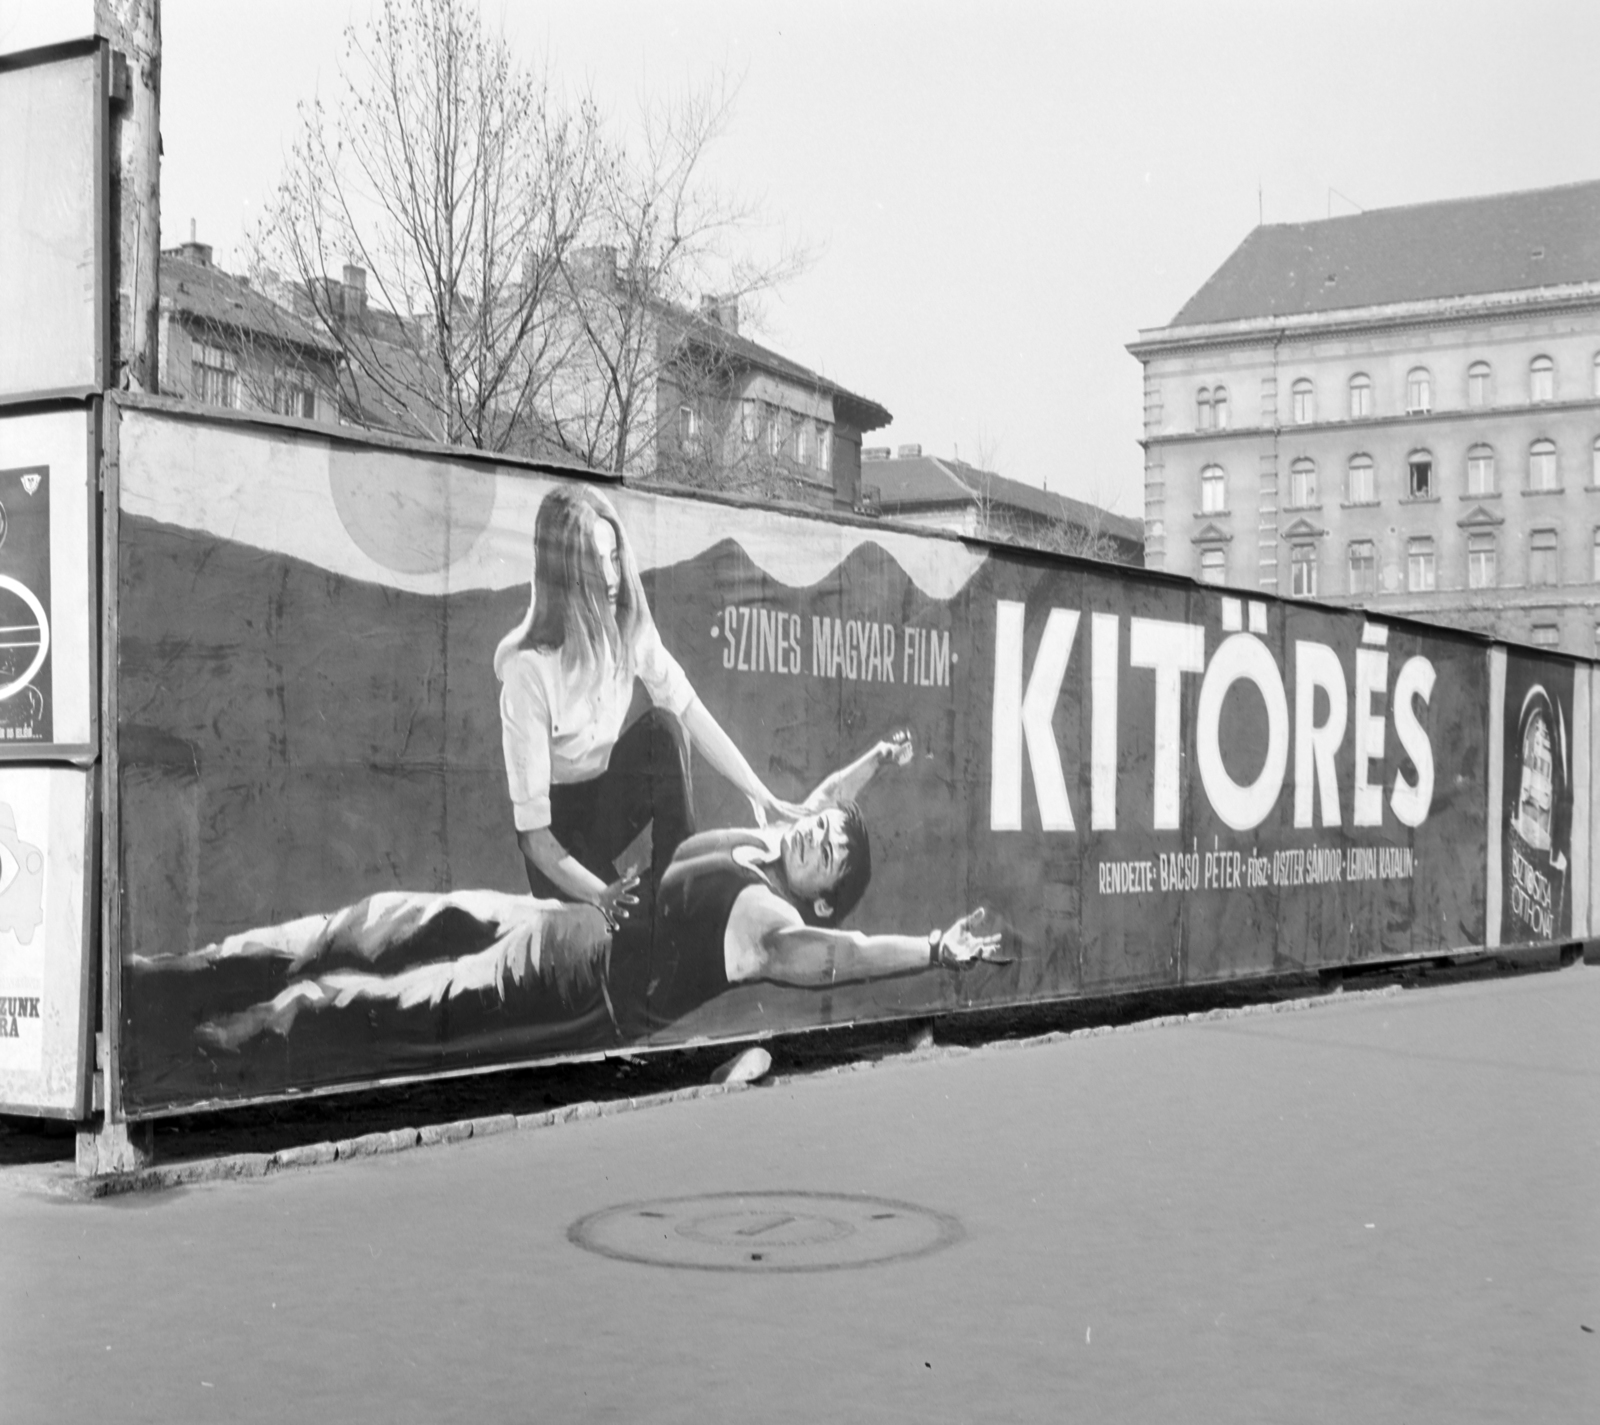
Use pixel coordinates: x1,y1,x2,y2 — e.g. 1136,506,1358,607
157,0,1600,516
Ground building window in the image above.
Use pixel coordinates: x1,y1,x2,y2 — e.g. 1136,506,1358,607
1348,540,1376,594
273,377,314,419
1291,379,1314,425
1346,454,1375,504
1407,537,1436,592
796,421,813,464
1200,464,1227,513
194,342,237,408
1199,547,1227,585
1531,624,1560,649
817,425,831,472
678,403,700,450
1288,458,1317,507
1290,543,1318,597
1467,532,1497,589
1528,438,1559,491
1196,387,1212,429
1348,373,1372,418
1211,386,1230,429
1406,367,1432,414
1407,450,1434,499
1530,527,1559,585
767,404,784,458
1467,361,1492,408
1466,444,1496,496
740,400,758,444
1529,355,1555,403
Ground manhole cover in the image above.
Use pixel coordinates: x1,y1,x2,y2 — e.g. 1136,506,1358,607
568,1191,963,1273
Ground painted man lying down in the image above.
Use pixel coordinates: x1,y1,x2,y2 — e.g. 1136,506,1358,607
131,730,1005,1057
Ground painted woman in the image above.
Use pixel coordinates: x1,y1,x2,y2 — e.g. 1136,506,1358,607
494,484,799,927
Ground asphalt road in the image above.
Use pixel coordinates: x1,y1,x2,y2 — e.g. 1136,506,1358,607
5,967,1598,1424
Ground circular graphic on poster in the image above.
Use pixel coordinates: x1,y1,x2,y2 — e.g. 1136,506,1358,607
0,574,49,704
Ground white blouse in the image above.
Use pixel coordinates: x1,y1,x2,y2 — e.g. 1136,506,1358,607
498,623,695,832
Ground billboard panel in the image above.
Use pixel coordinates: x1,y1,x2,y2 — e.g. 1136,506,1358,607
0,47,104,401
0,764,95,1116
0,406,97,754
116,412,1509,1113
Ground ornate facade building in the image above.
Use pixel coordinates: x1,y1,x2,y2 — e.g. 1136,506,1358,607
1129,180,1600,653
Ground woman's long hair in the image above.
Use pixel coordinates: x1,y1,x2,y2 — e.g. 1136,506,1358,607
493,485,654,683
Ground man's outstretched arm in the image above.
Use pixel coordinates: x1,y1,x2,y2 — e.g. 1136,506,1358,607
738,904,1003,988
800,729,914,812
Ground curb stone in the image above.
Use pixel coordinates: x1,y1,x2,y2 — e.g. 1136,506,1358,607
18,985,1400,1199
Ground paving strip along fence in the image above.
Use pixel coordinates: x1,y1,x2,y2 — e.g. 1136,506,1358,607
86,399,1597,1121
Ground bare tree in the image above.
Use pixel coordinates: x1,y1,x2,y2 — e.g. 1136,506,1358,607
255,0,599,450
541,77,810,478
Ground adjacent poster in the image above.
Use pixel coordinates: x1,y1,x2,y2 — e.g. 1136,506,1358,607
1500,651,1576,945
0,765,95,1116
0,46,104,401
0,407,96,754
115,411,1503,1113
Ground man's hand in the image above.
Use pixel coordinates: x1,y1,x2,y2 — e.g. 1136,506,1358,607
595,867,641,931
933,907,1009,967
753,791,809,827
877,728,914,767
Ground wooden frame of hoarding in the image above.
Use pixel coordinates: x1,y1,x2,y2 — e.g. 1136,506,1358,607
0,39,111,408
104,403,1600,1120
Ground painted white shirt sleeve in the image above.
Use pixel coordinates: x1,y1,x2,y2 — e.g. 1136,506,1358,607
499,655,555,832
633,621,695,718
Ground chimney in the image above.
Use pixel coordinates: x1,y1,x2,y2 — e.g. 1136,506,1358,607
699,294,740,333
896,443,922,458
571,245,617,290
862,446,891,461
343,264,367,317
177,217,212,268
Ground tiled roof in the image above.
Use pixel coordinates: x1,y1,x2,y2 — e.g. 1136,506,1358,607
669,310,892,432
161,254,337,353
1170,179,1600,327
862,453,1143,546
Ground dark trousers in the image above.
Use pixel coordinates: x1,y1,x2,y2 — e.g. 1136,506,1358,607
522,707,694,904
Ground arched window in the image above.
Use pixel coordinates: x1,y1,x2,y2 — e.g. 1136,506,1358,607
1348,372,1372,418
1467,533,1497,589
1211,386,1230,429
1199,547,1227,585
1289,457,1317,507
1196,387,1212,430
1346,454,1375,504
1466,444,1496,496
1467,361,1492,408
1530,355,1555,403
1529,438,1559,491
1406,367,1432,414
1200,464,1227,513
1291,378,1314,425
1406,449,1434,499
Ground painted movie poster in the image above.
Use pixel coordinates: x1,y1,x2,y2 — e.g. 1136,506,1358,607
0,461,54,745
117,412,1492,1113
1501,652,1574,945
